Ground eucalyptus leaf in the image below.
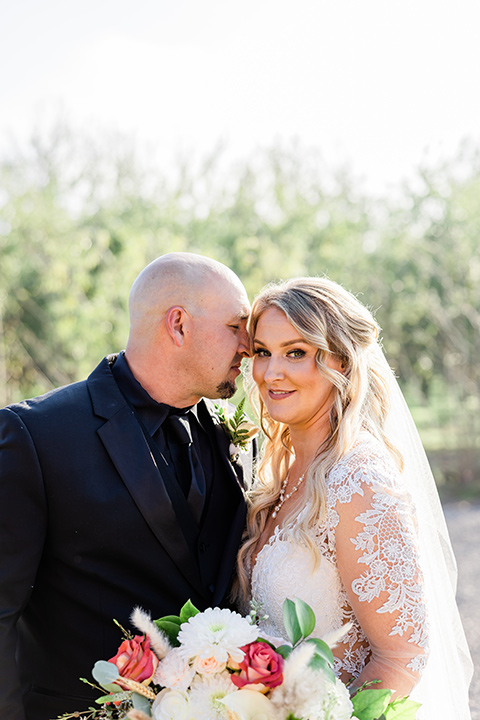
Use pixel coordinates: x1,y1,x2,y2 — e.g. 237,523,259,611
132,692,152,715
101,683,124,694
95,691,131,704
283,598,302,646
351,688,392,720
384,697,422,719
179,599,200,623
293,597,316,638
91,660,119,687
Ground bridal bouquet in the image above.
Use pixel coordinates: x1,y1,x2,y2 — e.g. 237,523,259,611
62,599,420,720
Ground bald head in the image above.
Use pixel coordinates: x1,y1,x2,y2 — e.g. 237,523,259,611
125,252,250,405
128,252,245,330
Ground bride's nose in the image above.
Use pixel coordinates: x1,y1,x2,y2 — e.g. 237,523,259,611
263,356,285,382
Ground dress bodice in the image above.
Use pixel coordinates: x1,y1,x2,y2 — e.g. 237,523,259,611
250,435,428,681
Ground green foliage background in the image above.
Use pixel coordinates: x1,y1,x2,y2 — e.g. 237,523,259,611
1,124,479,492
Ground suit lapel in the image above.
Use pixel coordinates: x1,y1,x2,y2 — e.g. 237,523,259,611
88,359,203,594
198,400,248,604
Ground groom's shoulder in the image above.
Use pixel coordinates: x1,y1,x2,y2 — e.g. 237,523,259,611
2,355,114,421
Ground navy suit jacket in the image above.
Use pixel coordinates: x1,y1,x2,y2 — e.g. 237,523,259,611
0,356,249,720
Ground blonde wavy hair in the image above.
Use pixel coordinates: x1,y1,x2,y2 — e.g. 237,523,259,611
234,276,403,603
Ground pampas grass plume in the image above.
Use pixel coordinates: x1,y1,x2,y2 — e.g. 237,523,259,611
131,606,172,660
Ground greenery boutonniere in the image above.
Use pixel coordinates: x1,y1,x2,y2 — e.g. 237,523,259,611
214,397,259,462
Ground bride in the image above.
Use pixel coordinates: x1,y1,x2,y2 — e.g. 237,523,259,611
235,277,472,719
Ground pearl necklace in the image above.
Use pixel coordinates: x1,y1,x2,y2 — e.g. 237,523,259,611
271,472,305,518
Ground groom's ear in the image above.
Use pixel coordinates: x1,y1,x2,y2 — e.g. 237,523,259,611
165,306,189,346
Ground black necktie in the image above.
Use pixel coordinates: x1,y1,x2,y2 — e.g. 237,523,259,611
164,412,206,524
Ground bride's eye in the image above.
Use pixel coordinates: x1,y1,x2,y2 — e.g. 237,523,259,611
287,349,306,359
253,347,270,357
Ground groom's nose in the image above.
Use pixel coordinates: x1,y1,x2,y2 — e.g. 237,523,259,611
237,327,251,357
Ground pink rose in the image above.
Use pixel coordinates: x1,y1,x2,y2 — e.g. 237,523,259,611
109,635,159,690
230,642,283,692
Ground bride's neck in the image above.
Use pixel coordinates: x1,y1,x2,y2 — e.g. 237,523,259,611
289,421,330,473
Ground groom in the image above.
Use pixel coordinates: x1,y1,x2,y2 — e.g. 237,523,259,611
0,252,252,720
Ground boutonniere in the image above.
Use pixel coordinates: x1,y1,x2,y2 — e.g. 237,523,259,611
213,397,259,462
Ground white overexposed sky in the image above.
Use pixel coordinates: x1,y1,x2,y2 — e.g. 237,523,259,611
1,0,479,195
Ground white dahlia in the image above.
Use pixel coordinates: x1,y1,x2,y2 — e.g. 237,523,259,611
178,607,258,663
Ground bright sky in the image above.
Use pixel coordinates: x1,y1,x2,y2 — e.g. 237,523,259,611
2,0,480,195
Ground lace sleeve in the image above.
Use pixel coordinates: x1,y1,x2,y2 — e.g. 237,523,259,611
328,438,429,696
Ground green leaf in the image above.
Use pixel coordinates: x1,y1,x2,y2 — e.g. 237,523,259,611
275,644,293,659
293,597,316,638
155,613,181,624
305,637,334,665
384,697,422,719
305,637,335,681
91,661,119,687
307,652,336,682
351,688,392,720
179,599,200,623
132,692,152,714
283,598,302,646
154,619,181,646
95,691,130,704
233,397,246,422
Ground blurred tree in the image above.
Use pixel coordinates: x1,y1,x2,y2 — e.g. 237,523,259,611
1,124,478,474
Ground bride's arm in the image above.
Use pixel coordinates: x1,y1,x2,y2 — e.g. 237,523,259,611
333,462,428,699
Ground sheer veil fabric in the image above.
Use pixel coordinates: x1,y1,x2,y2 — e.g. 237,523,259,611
378,346,473,719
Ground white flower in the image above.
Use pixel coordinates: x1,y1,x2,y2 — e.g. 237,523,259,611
151,688,190,720
220,688,279,720
154,647,195,691
178,607,258,663
229,442,241,461
188,672,236,720
270,644,353,720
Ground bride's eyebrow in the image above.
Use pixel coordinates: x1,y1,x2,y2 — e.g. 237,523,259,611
253,337,308,348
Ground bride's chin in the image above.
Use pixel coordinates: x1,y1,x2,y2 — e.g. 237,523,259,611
265,406,293,424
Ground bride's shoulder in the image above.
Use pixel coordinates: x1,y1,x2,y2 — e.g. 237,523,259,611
326,433,403,504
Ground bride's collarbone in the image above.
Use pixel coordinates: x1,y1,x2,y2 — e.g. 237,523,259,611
254,488,307,562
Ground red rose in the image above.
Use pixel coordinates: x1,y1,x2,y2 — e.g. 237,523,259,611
230,641,284,692
109,635,159,690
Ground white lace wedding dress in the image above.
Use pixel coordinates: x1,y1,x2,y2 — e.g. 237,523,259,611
249,434,466,718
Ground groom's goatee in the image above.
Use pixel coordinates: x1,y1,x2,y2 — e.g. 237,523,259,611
216,379,237,399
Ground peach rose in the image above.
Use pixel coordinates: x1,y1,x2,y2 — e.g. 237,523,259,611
109,635,159,690
192,655,227,675
230,641,283,692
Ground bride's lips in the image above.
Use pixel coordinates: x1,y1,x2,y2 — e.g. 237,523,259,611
267,389,295,399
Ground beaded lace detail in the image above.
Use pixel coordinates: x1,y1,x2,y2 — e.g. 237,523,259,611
250,435,428,679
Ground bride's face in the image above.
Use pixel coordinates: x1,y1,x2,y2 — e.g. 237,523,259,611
252,307,342,430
